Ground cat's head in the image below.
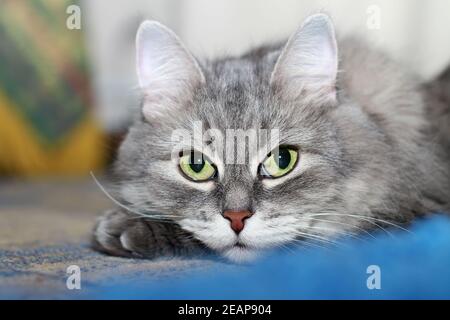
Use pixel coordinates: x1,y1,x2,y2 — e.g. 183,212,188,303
114,14,407,262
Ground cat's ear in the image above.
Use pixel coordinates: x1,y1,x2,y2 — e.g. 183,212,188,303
270,14,338,103
136,21,205,120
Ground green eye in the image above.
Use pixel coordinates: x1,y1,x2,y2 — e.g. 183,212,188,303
260,147,298,178
179,151,217,181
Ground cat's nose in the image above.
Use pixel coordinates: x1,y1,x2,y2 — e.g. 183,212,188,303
222,210,253,234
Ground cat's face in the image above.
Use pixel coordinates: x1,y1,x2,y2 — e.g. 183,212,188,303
115,15,386,262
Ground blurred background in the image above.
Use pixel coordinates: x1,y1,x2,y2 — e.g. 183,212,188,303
1,0,450,299
1,0,450,176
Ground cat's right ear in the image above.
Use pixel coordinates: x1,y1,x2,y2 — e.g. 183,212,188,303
136,21,205,120
270,14,338,104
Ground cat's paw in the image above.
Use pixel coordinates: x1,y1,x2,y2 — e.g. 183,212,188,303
92,209,162,258
92,209,206,259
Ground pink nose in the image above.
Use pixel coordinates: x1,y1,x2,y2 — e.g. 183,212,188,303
223,210,253,234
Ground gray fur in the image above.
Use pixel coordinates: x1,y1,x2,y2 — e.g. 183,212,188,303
93,16,450,262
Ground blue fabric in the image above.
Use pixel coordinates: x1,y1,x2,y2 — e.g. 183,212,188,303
89,215,450,299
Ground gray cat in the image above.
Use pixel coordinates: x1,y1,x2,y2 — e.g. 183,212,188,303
92,14,450,262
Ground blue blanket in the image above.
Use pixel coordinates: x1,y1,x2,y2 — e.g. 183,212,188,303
90,215,450,299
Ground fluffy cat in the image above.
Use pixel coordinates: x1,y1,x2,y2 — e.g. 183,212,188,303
92,14,450,262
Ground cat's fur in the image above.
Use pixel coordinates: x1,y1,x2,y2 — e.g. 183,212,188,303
92,14,450,262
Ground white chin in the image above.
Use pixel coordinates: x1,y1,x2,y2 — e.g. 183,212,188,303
221,246,260,263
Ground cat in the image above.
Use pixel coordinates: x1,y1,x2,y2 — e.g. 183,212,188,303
92,14,450,262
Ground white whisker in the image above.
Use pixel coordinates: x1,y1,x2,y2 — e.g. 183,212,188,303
297,216,377,239
305,224,368,242
307,212,409,237
90,172,179,222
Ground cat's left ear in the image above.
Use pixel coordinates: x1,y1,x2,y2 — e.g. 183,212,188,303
270,14,338,103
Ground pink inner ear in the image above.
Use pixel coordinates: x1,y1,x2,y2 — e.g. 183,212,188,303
270,14,338,100
135,21,205,120
136,21,180,89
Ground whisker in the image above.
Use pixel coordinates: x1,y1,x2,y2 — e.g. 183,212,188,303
305,224,368,242
312,213,411,233
307,212,409,237
287,230,340,247
266,224,343,248
277,243,298,255
90,172,179,222
288,238,331,251
297,216,377,239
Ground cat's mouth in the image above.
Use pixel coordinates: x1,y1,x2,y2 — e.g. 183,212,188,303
229,239,260,252
234,241,247,248
221,241,260,262
220,240,252,251
228,238,255,249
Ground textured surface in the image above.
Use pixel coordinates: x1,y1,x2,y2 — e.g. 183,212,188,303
2,179,450,299
0,179,217,299
89,215,450,299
